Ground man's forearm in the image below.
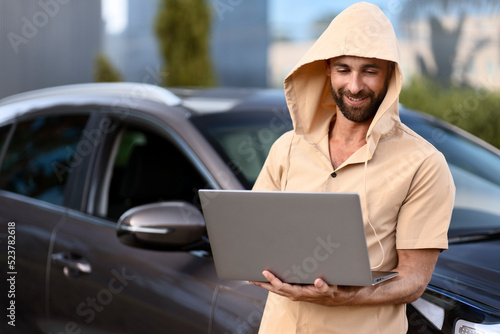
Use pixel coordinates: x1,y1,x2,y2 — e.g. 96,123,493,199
323,269,427,307
250,248,440,307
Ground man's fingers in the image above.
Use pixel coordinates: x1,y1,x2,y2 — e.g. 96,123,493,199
262,270,284,290
314,278,329,293
251,272,335,303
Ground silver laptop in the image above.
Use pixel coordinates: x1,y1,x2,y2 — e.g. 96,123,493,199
198,190,398,286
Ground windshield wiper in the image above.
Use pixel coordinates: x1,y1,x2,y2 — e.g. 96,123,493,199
449,229,500,244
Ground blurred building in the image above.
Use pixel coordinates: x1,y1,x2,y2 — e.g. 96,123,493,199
105,0,269,88
104,0,160,85
211,0,269,87
0,1,102,99
268,41,313,88
0,0,269,100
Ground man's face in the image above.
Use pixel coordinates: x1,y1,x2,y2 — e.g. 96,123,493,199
326,56,392,123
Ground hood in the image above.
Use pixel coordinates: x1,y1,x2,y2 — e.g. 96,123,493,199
284,2,403,158
431,240,500,311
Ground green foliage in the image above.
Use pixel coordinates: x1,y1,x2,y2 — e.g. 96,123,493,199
93,53,123,82
155,0,216,87
400,77,500,149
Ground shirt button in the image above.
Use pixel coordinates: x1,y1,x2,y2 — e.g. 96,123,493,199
331,172,337,178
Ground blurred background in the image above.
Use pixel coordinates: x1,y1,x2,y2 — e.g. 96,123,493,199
1,0,499,147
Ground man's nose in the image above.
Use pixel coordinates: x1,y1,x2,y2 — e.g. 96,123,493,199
347,73,363,94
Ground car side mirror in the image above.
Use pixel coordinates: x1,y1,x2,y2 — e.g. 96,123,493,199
117,201,206,250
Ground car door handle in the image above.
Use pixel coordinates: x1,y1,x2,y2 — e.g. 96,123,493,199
51,252,92,275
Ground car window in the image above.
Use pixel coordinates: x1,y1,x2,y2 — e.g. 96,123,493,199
206,124,277,184
0,115,89,206
401,111,500,234
0,124,12,161
191,111,293,188
101,126,207,221
413,122,500,187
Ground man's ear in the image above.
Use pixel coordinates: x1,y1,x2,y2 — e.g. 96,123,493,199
388,62,396,78
325,59,332,77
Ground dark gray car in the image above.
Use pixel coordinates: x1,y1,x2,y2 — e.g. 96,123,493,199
1,83,500,333
0,83,290,333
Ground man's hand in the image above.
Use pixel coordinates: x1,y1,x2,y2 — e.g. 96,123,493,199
250,270,359,306
250,248,440,307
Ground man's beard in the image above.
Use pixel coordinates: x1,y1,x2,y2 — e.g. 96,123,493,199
330,81,389,123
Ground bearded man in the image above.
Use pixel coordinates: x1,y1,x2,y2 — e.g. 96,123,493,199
250,2,455,333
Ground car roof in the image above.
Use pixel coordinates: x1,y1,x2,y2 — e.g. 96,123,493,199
0,83,287,125
0,83,182,124
0,82,182,107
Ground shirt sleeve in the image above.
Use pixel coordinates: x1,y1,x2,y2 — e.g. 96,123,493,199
396,151,456,250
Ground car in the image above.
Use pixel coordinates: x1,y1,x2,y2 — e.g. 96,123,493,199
0,82,499,333
0,83,289,334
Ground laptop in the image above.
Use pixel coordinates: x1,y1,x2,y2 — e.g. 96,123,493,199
198,190,398,286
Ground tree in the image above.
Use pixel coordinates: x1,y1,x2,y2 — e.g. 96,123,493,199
417,14,464,85
155,0,216,87
401,0,496,85
94,53,123,82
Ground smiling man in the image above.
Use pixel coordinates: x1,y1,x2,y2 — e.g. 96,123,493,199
328,56,392,123
250,2,455,333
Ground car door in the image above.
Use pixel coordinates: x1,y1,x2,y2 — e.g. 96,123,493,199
0,113,91,333
46,110,220,333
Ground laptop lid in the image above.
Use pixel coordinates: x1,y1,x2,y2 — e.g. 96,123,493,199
199,190,397,286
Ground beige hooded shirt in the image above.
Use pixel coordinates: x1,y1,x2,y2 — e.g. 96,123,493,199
253,2,455,333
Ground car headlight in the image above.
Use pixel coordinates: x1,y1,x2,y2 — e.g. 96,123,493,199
455,319,500,333
411,297,445,330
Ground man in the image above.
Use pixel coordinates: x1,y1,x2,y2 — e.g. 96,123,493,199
250,2,455,333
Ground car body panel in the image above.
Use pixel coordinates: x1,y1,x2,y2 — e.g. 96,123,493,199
47,210,217,333
431,240,500,311
211,281,268,334
0,192,66,333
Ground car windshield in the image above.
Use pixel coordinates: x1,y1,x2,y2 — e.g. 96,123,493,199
194,107,500,238
191,110,293,189
400,109,500,238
